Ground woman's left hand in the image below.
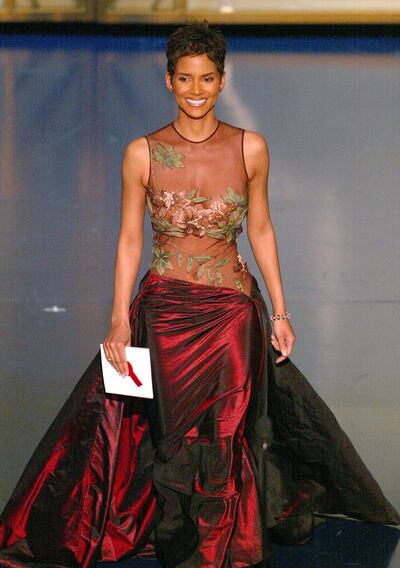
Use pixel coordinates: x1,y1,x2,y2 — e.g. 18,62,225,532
270,319,296,363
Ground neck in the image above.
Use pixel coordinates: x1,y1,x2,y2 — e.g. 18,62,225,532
173,111,219,141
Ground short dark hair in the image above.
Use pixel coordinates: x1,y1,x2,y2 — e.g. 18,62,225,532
166,19,227,78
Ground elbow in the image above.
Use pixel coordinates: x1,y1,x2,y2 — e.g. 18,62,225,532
118,234,143,256
247,222,274,246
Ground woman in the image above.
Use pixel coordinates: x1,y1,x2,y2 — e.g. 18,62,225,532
0,19,399,568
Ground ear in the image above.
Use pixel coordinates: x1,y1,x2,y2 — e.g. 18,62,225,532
165,71,173,91
219,71,226,90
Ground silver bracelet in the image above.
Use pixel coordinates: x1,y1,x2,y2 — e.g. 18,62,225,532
270,311,291,322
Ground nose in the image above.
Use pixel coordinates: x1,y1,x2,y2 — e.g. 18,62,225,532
190,78,203,95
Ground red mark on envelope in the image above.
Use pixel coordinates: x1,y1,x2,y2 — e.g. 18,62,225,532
127,361,142,387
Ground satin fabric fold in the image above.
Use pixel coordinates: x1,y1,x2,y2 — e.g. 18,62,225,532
0,269,399,568
138,272,271,567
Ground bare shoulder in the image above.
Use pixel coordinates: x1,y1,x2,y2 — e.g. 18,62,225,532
122,135,149,164
242,129,270,180
121,135,150,188
243,129,269,157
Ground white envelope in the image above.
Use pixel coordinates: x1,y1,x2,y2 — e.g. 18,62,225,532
100,343,153,399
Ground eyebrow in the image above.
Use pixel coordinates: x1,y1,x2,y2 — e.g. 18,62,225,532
176,72,216,77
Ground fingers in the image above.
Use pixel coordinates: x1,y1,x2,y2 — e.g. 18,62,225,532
270,334,287,363
271,334,289,363
270,334,280,352
270,330,296,364
103,341,129,376
113,343,129,376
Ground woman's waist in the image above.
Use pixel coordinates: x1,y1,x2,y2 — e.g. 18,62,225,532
132,268,267,329
153,235,239,255
150,238,251,293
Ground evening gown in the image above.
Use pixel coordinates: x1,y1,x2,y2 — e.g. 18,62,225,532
0,120,399,568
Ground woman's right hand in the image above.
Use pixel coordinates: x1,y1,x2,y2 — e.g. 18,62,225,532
103,322,132,376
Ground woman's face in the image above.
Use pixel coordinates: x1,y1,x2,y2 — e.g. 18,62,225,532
166,53,225,120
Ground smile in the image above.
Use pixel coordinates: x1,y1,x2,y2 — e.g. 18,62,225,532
186,98,207,107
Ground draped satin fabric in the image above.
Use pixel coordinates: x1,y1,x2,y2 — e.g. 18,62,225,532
0,269,399,568
139,273,271,567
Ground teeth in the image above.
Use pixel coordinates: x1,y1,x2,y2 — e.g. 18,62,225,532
186,98,206,107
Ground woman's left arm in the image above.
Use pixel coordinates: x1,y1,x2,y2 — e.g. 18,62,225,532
243,130,296,363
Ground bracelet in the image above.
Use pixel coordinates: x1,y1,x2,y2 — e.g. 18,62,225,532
270,311,291,322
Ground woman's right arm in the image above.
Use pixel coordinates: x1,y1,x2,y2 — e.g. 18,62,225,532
103,136,150,376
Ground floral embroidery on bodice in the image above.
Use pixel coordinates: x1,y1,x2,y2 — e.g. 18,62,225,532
147,186,247,242
144,120,252,295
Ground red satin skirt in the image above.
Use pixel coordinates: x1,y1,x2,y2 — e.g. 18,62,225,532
0,270,272,568
1,270,399,568
137,273,272,567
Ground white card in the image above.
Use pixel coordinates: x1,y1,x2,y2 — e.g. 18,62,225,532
100,343,153,399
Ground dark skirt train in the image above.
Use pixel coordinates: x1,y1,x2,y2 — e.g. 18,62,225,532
0,270,398,567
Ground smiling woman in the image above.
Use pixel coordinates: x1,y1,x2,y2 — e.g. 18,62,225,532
173,70,218,108
0,17,399,568
166,52,224,133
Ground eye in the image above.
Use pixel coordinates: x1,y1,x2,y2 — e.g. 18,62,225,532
178,77,189,82
204,77,214,82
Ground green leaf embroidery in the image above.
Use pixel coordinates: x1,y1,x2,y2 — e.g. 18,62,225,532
226,186,239,202
152,143,185,169
228,208,244,225
194,265,205,280
234,278,244,291
162,229,186,238
177,250,183,268
221,186,248,207
186,255,194,272
204,230,226,240
151,245,174,275
146,194,154,215
186,188,209,204
216,271,223,284
192,255,215,264
209,223,241,243
226,230,238,243
190,196,209,204
214,257,231,268
206,269,215,285
151,217,185,238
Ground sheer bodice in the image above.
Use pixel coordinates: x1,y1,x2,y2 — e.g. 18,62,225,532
144,120,253,297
